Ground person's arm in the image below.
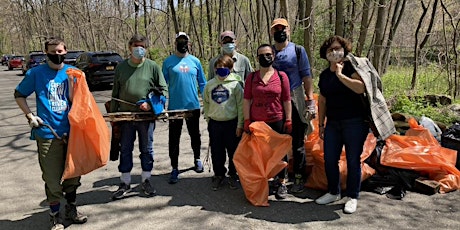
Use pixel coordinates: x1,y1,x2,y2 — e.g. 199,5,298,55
335,62,365,94
208,57,216,80
318,93,327,139
303,76,314,101
196,60,207,96
202,84,210,121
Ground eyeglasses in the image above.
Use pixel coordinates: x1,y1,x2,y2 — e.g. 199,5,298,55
327,46,342,52
258,53,273,58
132,44,145,48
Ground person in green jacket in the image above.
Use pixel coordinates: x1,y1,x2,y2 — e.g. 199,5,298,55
203,55,244,191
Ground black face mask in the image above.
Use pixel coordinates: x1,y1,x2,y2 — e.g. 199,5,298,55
274,31,287,43
47,53,65,65
258,55,274,68
176,41,188,54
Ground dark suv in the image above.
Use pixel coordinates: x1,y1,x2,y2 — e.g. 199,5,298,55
64,50,84,66
22,51,46,75
74,51,123,88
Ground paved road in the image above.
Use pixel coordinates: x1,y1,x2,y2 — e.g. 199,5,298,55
0,65,458,230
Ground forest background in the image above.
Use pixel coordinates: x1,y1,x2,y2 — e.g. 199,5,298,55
1,0,459,124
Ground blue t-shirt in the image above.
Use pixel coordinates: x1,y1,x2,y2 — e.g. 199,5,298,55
318,61,366,121
162,54,207,110
16,64,75,139
272,42,311,91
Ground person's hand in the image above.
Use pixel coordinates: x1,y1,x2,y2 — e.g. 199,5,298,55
236,127,243,137
305,99,316,118
139,102,151,111
319,125,325,139
26,113,43,128
244,119,252,133
335,62,344,75
283,120,292,134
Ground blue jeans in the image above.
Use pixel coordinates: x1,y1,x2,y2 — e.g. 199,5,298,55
118,121,155,173
323,117,369,198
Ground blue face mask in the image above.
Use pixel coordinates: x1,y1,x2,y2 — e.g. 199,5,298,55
222,43,236,54
216,67,231,77
132,47,146,59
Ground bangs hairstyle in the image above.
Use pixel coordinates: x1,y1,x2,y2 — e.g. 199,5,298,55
214,55,234,69
319,35,352,59
44,37,66,51
129,34,148,47
257,44,274,55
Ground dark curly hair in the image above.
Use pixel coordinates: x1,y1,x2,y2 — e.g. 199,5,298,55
319,35,352,59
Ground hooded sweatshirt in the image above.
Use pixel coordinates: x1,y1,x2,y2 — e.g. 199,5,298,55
203,73,244,128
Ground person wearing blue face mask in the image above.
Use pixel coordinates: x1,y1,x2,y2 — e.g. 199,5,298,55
208,31,253,82
203,55,244,191
110,34,168,199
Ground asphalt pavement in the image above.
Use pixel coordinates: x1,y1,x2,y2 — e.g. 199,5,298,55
0,65,458,230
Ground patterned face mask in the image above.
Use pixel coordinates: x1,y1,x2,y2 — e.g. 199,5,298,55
326,48,344,63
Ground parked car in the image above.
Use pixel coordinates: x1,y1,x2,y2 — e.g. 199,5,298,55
64,50,84,66
8,55,24,70
74,51,123,88
22,51,46,75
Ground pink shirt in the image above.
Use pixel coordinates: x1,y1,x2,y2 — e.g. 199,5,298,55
244,70,291,123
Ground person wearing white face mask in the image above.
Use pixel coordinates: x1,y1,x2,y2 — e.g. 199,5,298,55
315,35,368,214
110,34,168,200
208,31,253,82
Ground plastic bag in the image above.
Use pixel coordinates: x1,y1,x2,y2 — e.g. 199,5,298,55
62,68,110,180
233,122,292,206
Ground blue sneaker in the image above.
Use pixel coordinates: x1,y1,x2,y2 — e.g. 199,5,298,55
194,159,204,173
169,169,179,184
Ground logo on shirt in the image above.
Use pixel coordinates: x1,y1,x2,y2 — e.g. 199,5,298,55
211,84,229,104
179,62,190,73
48,79,68,113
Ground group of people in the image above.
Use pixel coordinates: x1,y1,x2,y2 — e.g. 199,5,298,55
14,17,376,230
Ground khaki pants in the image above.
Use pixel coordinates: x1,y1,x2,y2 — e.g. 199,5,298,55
36,137,81,204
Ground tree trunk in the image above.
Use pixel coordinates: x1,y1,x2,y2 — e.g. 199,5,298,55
304,0,314,73
169,0,179,34
372,0,388,74
411,0,429,90
382,0,407,74
335,0,344,36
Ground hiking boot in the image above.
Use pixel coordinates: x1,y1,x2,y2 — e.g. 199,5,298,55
315,192,341,205
49,212,64,230
211,176,224,191
141,179,156,196
194,159,204,173
290,174,305,193
65,203,87,224
228,174,239,190
343,198,358,214
169,169,179,184
275,183,288,200
112,183,131,200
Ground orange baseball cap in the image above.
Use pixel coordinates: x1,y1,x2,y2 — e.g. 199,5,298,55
270,18,289,29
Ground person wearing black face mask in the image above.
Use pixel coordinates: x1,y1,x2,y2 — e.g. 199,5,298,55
242,44,292,200
270,18,315,194
162,32,207,185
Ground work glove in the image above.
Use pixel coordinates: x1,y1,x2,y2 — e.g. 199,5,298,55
244,119,252,133
283,120,292,134
26,113,43,128
305,99,316,119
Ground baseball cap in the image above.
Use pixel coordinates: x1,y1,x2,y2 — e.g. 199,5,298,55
175,32,190,40
270,18,289,29
220,31,236,41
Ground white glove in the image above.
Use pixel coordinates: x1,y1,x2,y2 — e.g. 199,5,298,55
26,113,44,128
305,99,316,118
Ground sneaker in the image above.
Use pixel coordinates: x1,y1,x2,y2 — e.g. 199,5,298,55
169,169,179,184
49,212,64,230
343,198,358,214
194,159,204,173
64,204,88,224
112,183,131,200
141,179,156,196
275,183,288,200
290,174,305,193
211,176,224,191
228,174,239,190
315,193,342,205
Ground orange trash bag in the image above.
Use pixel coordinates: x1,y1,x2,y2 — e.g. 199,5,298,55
62,68,110,180
233,122,291,206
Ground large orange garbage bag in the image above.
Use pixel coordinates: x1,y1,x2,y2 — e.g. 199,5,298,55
233,122,291,206
381,118,460,193
62,69,110,180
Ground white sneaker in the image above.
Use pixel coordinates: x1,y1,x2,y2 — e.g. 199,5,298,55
343,198,358,214
315,193,341,205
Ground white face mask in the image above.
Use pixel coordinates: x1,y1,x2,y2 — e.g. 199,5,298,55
326,49,344,63
132,47,146,59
